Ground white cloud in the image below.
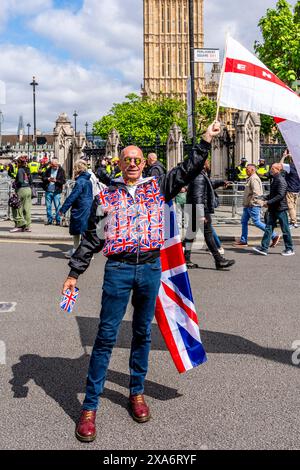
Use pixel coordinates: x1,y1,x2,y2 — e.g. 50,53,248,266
0,0,298,134
0,44,134,134
0,0,53,31
204,0,297,53
29,0,143,68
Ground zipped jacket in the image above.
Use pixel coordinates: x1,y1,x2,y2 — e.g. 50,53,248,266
68,139,211,278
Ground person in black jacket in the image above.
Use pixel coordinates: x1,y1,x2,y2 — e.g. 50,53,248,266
183,159,235,270
253,163,294,256
42,158,66,225
145,153,166,177
61,121,220,443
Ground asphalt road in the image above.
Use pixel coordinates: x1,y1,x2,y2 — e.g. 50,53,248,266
0,240,300,450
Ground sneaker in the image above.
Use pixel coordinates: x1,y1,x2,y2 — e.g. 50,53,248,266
293,224,299,229
252,246,268,256
9,227,24,233
233,240,248,247
218,247,225,255
289,224,294,229
65,248,76,259
22,227,31,232
270,234,281,248
281,249,295,256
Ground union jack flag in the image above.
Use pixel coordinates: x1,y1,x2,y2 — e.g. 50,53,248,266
155,201,207,373
60,288,79,314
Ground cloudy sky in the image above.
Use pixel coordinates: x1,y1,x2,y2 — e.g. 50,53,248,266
0,0,297,134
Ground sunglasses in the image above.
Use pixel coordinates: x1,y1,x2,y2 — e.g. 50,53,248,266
123,157,143,166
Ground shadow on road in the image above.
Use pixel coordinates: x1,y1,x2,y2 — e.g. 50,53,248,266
9,354,181,424
35,243,71,259
201,330,293,367
9,322,294,424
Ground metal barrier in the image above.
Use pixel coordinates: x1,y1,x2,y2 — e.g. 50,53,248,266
1,178,300,226
0,176,12,220
214,181,300,225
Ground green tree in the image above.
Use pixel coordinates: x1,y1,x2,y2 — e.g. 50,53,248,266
254,0,300,87
93,93,217,144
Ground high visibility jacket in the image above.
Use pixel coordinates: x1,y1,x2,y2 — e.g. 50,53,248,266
106,164,112,175
0,164,4,171
28,161,40,174
257,165,269,180
237,165,247,180
8,163,18,178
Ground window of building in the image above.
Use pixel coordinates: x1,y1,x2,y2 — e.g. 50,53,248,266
161,2,165,33
178,45,182,77
161,46,165,77
166,2,171,33
167,46,171,77
184,46,188,76
183,3,187,33
178,4,182,34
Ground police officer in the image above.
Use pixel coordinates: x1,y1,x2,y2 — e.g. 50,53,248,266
28,157,40,175
256,158,270,181
235,157,248,181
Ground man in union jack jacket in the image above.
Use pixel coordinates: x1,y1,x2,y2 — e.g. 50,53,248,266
62,121,220,443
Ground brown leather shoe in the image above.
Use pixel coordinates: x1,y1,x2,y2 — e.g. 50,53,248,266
129,394,151,423
75,410,97,442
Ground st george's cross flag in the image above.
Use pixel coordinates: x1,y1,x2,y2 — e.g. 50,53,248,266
218,36,300,177
155,201,207,373
218,36,300,124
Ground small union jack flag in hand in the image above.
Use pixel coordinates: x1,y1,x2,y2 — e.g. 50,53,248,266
60,287,79,314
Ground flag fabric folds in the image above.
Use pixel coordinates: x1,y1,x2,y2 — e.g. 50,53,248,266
155,201,207,373
218,35,300,178
218,36,300,124
275,118,300,177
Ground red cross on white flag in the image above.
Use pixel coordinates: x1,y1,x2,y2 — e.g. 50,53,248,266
218,36,300,177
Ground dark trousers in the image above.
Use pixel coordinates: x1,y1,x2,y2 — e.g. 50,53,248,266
185,212,222,262
261,210,293,252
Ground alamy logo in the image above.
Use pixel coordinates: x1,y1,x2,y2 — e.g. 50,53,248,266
291,341,300,366
0,341,6,365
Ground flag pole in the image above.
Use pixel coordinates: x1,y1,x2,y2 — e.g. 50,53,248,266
216,33,230,122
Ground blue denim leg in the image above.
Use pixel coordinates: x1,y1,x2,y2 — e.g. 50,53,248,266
82,260,134,410
212,227,221,249
277,211,293,251
53,192,62,223
261,211,277,252
249,206,278,240
129,258,162,395
241,208,250,243
45,191,54,222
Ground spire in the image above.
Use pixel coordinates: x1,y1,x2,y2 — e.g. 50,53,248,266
18,115,25,142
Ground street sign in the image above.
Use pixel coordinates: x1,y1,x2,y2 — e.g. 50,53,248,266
194,48,220,63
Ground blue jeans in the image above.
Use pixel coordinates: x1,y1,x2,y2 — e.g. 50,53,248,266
82,257,162,411
261,210,293,252
241,206,277,243
45,191,61,223
212,227,221,249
